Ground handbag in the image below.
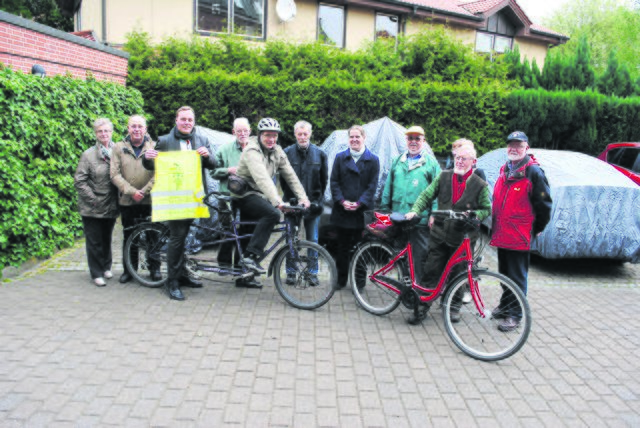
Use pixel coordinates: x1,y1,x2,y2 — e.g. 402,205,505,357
228,175,249,195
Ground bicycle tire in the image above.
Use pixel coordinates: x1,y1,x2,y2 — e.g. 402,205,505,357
273,240,336,310
124,223,170,288
442,270,531,362
349,240,405,316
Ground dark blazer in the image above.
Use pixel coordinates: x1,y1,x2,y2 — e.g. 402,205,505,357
142,127,217,192
330,147,380,229
281,144,328,209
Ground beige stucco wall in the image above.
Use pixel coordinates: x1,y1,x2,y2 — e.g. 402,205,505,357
268,0,317,43
344,6,374,50
515,38,549,68
79,0,193,45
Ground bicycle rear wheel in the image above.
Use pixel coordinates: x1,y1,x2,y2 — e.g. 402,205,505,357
442,270,531,361
349,240,404,316
273,240,336,310
124,223,169,288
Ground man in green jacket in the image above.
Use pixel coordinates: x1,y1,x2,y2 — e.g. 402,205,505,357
211,118,254,281
381,126,440,280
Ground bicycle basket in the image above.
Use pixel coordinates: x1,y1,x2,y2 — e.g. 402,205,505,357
364,211,397,240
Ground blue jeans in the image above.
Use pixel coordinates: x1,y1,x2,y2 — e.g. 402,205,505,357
286,215,320,274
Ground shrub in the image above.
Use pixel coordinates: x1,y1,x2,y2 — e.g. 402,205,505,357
0,66,145,271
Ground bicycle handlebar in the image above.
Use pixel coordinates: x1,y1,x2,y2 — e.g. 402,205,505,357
432,210,477,220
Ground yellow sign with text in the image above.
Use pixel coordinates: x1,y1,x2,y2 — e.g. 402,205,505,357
151,151,209,222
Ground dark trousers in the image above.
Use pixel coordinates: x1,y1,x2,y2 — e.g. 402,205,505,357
218,201,251,266
410,225,430,282
334,226,364,286
120,204,152,274
233,194,281,258
497,248,530,318
167,218,194,282
420,235,465,306
82,216,117,279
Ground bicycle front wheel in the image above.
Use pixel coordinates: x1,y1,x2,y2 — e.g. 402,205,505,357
124,223,169,288
349,240,404,316
273,240,336,310
442,270,531,361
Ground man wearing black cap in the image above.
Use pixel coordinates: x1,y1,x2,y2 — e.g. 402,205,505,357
490,131,552,332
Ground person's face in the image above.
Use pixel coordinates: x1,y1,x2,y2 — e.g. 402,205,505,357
127,118,146,145
176,110,195,135
453,150,474,175
295,127,311,149
233,124,251,146
507,140,529,162
95,125,113,146
349,129,365,152
406,133,424,156
260,131,279,150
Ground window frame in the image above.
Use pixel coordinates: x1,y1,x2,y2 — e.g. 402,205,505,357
374,12,400,43
194,0,267,40
317,3,346,48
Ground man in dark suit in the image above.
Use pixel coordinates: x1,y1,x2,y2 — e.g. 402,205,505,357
143,106,217,301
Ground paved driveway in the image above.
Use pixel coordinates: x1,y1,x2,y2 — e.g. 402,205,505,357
0,229,638,427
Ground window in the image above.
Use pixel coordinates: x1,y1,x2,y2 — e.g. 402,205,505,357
375,13,399,42
607,147,640,174
196,0,265,38
475,10,515,54
318,4,345,48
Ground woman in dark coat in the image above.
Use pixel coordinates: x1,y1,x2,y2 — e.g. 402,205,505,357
330,125,380,288
74,118,120,287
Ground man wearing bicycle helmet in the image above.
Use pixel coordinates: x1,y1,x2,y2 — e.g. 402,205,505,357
406,144,491,325
233,118,310,287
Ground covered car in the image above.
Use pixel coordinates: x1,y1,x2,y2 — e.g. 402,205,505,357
477,149,640,263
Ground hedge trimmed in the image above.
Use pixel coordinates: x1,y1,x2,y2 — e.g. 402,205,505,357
0,66,145,271
507,89,640,155
129,68,510,155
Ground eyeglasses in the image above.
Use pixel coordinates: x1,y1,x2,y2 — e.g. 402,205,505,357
407,136,423,141
235,129,250,134
455,156,473,162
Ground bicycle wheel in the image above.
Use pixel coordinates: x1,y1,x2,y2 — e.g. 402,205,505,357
349,240,404,316
442,270,531,361
124,223,169,288
273,240,336,310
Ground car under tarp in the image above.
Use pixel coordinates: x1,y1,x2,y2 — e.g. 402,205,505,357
477,149,640,263
318,116,435,204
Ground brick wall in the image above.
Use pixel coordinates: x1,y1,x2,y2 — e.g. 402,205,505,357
0,11,128,85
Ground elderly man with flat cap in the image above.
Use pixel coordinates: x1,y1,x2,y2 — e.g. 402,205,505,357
380,125,440,280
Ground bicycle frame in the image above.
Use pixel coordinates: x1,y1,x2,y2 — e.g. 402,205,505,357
370,235,488,318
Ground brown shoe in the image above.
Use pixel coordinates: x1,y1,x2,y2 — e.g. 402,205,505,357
498,316,520,332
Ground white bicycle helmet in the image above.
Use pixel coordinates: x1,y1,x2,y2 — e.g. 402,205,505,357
257,118,281,133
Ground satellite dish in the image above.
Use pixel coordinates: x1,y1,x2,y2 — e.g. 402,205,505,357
276,0,296,22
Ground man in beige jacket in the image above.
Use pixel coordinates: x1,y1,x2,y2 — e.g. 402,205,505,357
110,115,158,283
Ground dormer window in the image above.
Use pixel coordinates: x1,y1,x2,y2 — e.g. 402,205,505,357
475,10,516,54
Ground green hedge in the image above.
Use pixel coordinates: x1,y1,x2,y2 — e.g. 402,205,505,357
507,89,640,155
0,66,145,271
129,68,510,154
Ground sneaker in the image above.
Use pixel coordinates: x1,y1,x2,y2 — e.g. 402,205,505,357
462,291,472,304
308,274,320,287
242,255,266,274
286,273,297,286
498,316,520,332
103,270,113,279
93,277,106,287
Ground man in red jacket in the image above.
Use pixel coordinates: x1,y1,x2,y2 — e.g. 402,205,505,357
490,131,552,331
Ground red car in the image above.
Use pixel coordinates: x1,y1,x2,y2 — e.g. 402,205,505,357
598,142,640,186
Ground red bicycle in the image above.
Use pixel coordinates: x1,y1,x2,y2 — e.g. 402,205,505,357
349,210,531,361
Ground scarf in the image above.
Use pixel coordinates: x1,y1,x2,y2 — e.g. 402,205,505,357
350,146,366,163
174,126,195,142
452,169,473,204
99,141,114,163
507,155,530,179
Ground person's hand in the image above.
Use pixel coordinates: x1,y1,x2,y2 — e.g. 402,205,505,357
428,215,435,228
145,149,158,159
342,200,358,211
405,212,418,220
196,147,209,158
228,166,237,175
132,190,145,203
300,199,310,209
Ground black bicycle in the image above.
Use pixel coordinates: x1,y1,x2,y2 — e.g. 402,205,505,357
123,191,337,310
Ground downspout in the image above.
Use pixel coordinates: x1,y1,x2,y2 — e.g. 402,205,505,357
101,0,107,44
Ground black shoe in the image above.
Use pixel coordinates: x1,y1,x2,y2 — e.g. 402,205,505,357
180,276,203,288
242,254,266,274
492,306,507,319
498,316,520,332
150,269,162,281
450,308,461,323
119,272,133,283
167,280,185,301
286,273,297,286
236,278,263,289
308,274,320,287
408,304,430,325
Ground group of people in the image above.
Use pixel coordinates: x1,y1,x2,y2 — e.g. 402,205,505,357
75,108,552,332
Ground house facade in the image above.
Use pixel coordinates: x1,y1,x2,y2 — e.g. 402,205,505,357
76,0,567,66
